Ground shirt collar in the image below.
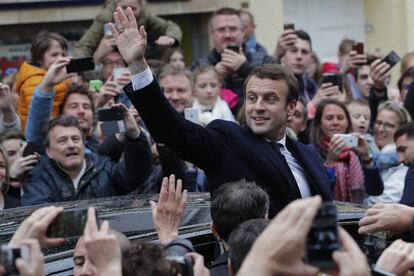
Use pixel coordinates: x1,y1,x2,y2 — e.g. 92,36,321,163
264,134,287,147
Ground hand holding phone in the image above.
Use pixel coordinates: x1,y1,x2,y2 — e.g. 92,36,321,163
1,244,30,275
283,23,295,30
381,51,401,70
352,42,364,55
322,73,343,92
226,45,240,53
335,133,358,148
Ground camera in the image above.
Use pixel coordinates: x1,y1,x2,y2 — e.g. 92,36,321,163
1,244,30,276
164,239,194,276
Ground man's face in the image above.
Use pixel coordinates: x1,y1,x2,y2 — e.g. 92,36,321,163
117,0,142,18
396,134,414,166
160,74,193,114
73,237,99,276
1,138,22,165
62,94,94,134
356,65,374,98
211,14,244,53
287,100,306,135
374,109,400,149
282,38,311,75
348,104,371,135
240,12,254,41
46,126,84,173
245,76,296,141
100,51,126,80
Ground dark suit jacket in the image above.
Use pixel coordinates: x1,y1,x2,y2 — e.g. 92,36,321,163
400,163,414,207
125,80,332,217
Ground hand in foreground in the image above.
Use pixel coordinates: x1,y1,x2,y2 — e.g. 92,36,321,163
187,252,210,276
15,239,44,276
0,82,14,112
10,206,65,248
40,57,76,92
110,7,147,73
331,227,370,276
325,134,347,165
150,174,187,244
370,59,391,91
237,196,321,276
376,239,414,276
359,203,414,235
83,207,122,276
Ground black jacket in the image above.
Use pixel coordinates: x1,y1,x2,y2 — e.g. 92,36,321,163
125,80,332,217
21,134,152,206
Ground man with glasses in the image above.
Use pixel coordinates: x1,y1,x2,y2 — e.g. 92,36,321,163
192,7,274,114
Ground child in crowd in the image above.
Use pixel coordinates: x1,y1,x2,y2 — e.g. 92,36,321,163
192,65,235,126
15,32,73,130
346,100,400,170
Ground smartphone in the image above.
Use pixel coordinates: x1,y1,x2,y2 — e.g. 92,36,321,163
47,208,90,239
381,51,401,70
89,79,103,92
306,202,339,269
103,23,112,37
98,108,127,136
66,57,95,73
283,23,295,30
22,142,37,157
184,108,200,124
1,244,30,276
352,42,364,55
336,133,358,148
226,45,240,53
113,67,128,91
322,73,343,92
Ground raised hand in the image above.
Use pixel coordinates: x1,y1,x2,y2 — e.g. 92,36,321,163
9,142,39,181
39,57,76,92
110,7,148,73
370,59,391,91
150,174,187,244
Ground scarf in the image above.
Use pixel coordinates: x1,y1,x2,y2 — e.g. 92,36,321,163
322,135,365,203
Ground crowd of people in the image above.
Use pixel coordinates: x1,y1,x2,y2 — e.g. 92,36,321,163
3,0,414,274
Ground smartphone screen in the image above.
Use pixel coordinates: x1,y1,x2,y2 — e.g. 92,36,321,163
352,42,364,55
66,57,95,73
306,202,339,269
47,208,90,238
382,51,401,70
322,73,343,92
226,45,240,53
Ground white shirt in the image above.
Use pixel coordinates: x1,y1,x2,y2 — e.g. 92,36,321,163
276,135,312,198
131,67,153,91
72,160,87,192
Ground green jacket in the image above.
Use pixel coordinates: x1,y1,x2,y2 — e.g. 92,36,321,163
73,0,182,59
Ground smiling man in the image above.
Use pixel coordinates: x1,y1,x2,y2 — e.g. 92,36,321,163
21,113,152,206
112,7,331,216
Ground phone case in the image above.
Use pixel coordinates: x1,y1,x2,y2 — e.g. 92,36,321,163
98,108,124,121
66,57,95,73
184,108,200,124
382,51,401,68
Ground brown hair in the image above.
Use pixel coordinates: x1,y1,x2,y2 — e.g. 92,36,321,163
401,52,414,75
30,31,68,67
192,64,223,86
378,101,412,126
310,99,352,155
338,38,355,56
158,64,193,86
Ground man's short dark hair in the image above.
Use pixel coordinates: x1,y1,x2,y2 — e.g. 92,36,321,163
211,179,269,242
209,7,242,30
43,116,83,148
243,64,299,104
122,242,180,276
158,64,193,87
295,29,312,49
0,130,25,144
228,218,269,274
395,122,414,141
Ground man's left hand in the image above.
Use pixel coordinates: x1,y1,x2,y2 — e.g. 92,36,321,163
111,103,140,138
221,48,247,72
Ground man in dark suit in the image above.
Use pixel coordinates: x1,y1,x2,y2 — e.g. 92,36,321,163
109,7,332,216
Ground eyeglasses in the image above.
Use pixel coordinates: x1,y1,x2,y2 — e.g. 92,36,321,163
213,26,241,34
374,120,396,132
101,60,125,67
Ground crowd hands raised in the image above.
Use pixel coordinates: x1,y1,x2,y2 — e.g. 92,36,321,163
4,0,414,275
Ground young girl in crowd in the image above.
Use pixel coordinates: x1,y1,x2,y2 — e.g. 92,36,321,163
162,47,186,69
15,32,72,130
310,99,383,203
0,145,10,210
192,65,235,126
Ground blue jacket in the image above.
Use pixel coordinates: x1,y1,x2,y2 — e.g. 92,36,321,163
125,80,332,217
21,134,152,206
